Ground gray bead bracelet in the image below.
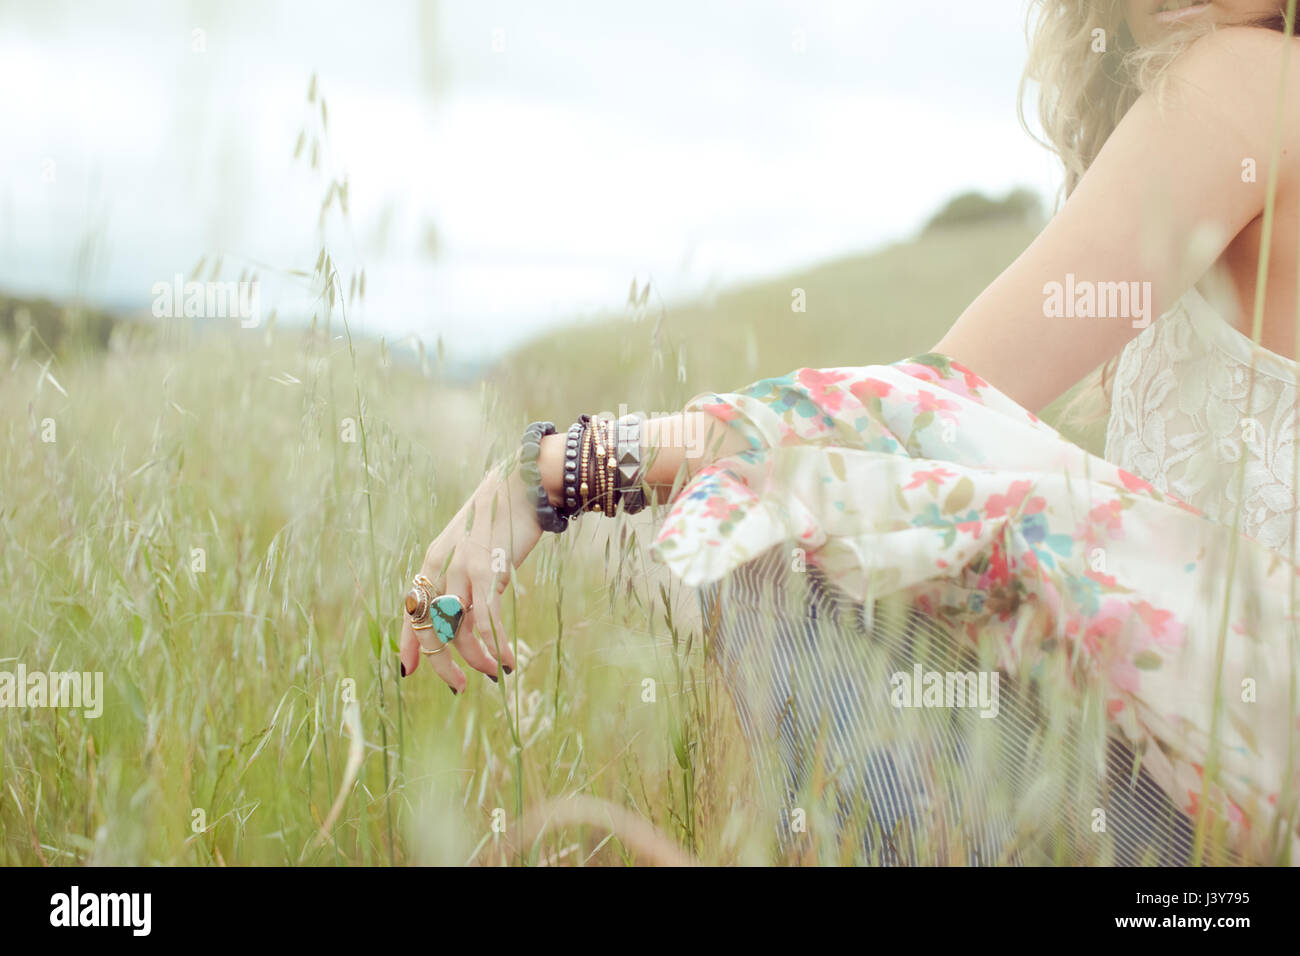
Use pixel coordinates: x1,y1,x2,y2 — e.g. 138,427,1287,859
520,420,568,533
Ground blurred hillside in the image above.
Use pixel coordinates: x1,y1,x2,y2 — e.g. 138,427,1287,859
489,216,1104,456
3,189,1104,453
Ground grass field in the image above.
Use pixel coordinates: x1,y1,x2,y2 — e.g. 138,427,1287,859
0,220,1145,866
490,221,1103,451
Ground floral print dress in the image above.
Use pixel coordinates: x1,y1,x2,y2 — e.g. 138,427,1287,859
649,352,1300,860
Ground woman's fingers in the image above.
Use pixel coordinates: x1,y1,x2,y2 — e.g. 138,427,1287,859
399,614,423,678
398,565,518,691
399,568,471,692
470,573,515,674
449,619,500,682
423,568,475,692
399,613,467,686
449,573,514,681
419,628,469,694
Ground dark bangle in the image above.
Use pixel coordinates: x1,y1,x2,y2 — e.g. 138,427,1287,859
559,415,588,518
519,421,568,534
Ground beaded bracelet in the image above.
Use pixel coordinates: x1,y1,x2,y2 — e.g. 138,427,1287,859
603,419,618,514
519,420,568,533
578,416,593,513
560,415,586,517
592,417,608,513
533,413,647,527
601,417,617,514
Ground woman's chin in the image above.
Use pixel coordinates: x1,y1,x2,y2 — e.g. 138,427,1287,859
1153,1,1214,26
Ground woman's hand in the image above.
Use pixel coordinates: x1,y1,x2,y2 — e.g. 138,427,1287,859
398,453,541,689
396,410,747,690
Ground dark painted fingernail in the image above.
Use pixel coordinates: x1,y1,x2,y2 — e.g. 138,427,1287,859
487,673,498,683
400,662,407,678
449,686,458,696
503,665,513,675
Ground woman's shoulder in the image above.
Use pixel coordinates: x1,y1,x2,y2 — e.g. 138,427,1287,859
1163,25,1300,152
1183,22,1299,58
1172,24,1300,95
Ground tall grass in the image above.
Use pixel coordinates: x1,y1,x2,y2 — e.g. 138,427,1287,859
0,76,770,866
1,308,785,863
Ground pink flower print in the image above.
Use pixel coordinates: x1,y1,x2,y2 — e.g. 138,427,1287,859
1082,598,1141,694
894,362,942,384
904,467,957,491
850,377,893,404
1090,499,1124,531
950,360,989,391
1183,774,1235,829
1227,798,1249,831
1085,569,1118,588
919,360,986,402
1108,658,1140,695
1083,597,1129,641
1133,601,1185,649
985,541,1010,588
796,368,853,413
1117,469,1156,495
985,480,1035,518
703,496,736,521
913,389,960,417
1076,498,1124,547
701,401,740,422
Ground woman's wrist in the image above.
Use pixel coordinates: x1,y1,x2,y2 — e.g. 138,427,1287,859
536,411,747,511
538,432,567,508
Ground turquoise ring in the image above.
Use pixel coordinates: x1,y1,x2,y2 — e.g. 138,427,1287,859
405,575,471,648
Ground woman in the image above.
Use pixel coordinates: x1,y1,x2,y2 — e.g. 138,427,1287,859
399,0,1300,865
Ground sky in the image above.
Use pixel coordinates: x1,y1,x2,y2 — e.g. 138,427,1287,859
0,0,1062,361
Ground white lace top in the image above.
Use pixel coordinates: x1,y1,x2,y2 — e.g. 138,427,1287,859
1104,285,1300,556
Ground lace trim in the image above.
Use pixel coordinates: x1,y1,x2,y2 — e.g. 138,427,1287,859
1104,288,1300,556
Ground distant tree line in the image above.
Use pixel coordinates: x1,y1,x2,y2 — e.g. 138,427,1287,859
922,187,1045,234
0,296,118,355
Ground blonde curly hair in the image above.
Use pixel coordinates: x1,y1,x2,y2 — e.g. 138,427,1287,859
1019,0,1292,427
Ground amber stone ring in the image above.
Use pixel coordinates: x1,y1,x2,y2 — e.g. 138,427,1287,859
405,574,470,649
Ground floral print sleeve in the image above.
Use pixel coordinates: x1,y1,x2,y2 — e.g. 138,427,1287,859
649,352,1300,859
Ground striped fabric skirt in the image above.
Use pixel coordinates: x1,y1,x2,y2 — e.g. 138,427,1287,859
696,543,1205,866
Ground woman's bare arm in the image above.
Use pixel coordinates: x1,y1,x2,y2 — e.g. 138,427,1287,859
935,26,1294,413
538,28,1299,504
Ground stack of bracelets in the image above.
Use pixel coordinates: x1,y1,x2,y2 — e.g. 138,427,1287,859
518,413,646,533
